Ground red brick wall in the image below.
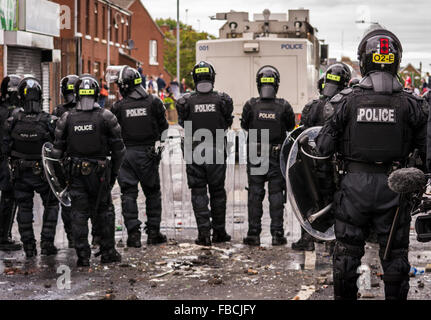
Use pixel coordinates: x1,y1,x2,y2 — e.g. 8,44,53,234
53,0,169,83
128,1,171,82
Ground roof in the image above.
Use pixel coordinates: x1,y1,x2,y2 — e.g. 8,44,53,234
108,0,135,10
400,63,421,75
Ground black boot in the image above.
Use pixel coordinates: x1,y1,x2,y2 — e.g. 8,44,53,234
23,242,37,258
101,248,122,264
41,241,58,256
291,229,315,251
127,230,142,248
195,231,211,246
272,231,287,246
212,230,231,243
146,229,167,245
0,237,22,251
243,235,260,246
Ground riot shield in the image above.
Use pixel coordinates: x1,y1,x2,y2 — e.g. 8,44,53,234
286,126,335,241
280,126,304,179
41,142,71,207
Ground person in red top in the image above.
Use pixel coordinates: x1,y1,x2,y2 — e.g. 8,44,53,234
99,79,109,108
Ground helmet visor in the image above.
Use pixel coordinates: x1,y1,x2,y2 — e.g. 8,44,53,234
260,84,276,99
105,65,127,84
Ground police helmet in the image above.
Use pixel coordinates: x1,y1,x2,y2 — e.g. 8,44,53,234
357,25,402,77
256,65,280,99
60,75,79,104
118,66,147,99
75,74,100,111
1,75,21,105
317,75,325,95
322,63,351,97
17,76,43,113
192,61,216,93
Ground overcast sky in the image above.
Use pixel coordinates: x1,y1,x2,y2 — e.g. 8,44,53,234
141,0,431,74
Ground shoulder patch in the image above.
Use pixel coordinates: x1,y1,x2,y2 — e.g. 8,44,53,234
330,93,344,104
340,88,353,95
323,102,335,121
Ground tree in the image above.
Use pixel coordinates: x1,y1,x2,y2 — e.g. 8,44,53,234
156,18,215,89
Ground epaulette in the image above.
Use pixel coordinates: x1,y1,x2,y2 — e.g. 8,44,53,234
177,93,191,105
330,88,353,103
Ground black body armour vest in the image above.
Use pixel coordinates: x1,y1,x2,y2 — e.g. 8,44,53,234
250,99,285,144
11,113,50,160
66,109,108,159
187,92,226,136
117,95,158,146
342,92,410,163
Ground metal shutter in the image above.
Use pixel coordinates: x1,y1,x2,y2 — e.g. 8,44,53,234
7,46,42,80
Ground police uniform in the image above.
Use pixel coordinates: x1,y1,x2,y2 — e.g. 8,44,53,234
52,75,125,266
241,97,295,244
317,77,427,300
111,89,169,246
177,89,234,245
3,78,60,257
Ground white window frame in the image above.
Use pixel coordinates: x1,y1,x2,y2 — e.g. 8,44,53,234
149,40,158,65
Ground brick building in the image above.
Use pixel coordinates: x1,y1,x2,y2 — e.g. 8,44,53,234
53,0,170,106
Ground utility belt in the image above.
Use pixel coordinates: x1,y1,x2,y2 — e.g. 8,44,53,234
248,143,282,158
343,160,401,175
70,157,110,177
10,158,44,177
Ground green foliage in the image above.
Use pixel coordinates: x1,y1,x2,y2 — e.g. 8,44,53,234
156,18,215,89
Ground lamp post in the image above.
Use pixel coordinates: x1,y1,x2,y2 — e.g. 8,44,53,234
177,0,180,82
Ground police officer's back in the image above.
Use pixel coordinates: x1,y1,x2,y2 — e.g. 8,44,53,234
292,64,351,252
52,74,125,267
0,75,22,251
241,66,295,246
52,75,79,248
316,27,428,300
3,77,59,258
176,61,234,246
110,66,169,247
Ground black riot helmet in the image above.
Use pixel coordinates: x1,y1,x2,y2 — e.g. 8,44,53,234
317,75,325,95
118,66,147,99
357,25,402,77
17,76,43,113
60,75,79,104
75,74,100,111
322,63,351,97
256,65,280,99
192,61,216,93
1,75,21,106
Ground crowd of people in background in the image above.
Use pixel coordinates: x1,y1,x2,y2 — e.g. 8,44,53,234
97,66,190,125
403,71,431,96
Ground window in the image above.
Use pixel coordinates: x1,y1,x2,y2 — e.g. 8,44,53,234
77,0,81,33
102,5,106,39
149,40,158,65
85,0,90,35
94,2,98,37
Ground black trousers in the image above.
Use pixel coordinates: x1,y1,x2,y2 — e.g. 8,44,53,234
247,155,285,236
117,146,162,233
69,167,114,259
0,159,16,240
332,173,411,300
13,167,59,246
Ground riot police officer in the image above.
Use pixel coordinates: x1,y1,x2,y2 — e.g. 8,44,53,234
292,63,351,251
241,66,296,246
3,77,59,258
52,74,125,266
176,61,233,246
0,75,22,251
110,66,169,247
52,75,79,248
316,27,428,300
